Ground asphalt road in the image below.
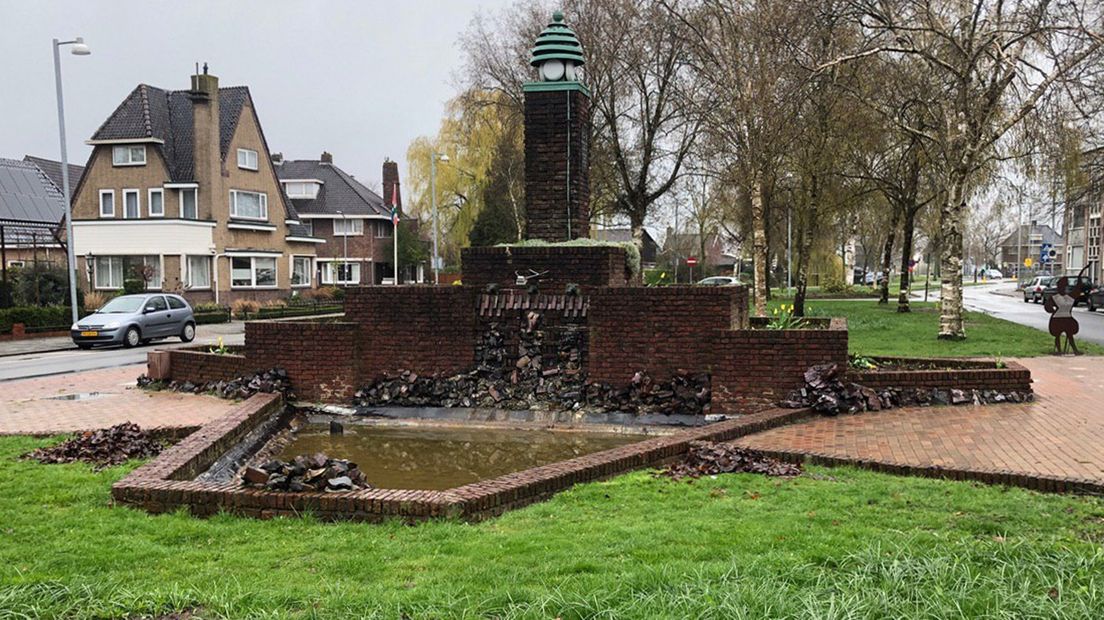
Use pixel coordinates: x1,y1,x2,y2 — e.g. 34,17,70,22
960,282,1104,346
0,325,244,382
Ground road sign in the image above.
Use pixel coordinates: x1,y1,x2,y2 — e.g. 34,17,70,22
1040,243,1052,263
1024,257,1033,268
686,256,698,267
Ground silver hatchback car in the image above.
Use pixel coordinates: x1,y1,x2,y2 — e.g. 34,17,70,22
71,293,196,349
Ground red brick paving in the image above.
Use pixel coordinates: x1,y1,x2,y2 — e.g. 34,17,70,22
0,364,235,435
736,356,1104,487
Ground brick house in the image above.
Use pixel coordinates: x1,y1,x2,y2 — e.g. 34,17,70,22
275,155,424,285
69,68,323,305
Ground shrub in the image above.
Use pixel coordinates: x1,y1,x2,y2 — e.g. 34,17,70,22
0,305,74,334
123,279,145,295
9,264,81,307
83,291,112,311
192,302,226,313
230,299,261,319
263,299,287,309
314,287,339,301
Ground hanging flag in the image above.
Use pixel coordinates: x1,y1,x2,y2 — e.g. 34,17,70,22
391,184,400,226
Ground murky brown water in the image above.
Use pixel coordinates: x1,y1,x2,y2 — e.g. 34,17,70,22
276,424,645,490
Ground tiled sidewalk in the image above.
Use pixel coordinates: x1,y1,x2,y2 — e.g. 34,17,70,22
0,365,234,435
736,356,1104,490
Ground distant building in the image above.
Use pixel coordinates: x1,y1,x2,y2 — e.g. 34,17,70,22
999,221,1064,277
591,227,658,267
275,155,424,285
661,228,739,275
1063,147,1103,283
0,156,80,271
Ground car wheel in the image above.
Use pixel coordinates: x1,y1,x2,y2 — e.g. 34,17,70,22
180,322,196,343
1023,294,1030,303
123,326,141,348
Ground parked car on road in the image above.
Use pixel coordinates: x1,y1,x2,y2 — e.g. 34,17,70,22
983,268,1003,280
1041,276,1095,307
1088,286,1104,312
1023,276,1055,303
697,276,742,286
71,293,196,349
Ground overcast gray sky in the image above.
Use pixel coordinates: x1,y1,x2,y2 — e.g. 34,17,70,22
0,0,512,189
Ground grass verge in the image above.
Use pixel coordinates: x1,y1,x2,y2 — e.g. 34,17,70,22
1,435,1102,619
782,300,1103,358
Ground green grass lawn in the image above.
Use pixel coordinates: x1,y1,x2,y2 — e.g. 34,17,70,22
2,436,1103,619
775,300,1103,358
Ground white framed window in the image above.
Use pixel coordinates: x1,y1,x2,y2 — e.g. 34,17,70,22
237,148,259,171
7,260,25,269
123,189,140,219
321,261,360,285
148,189,164,217
180,188,198,219
94,256,123,289
375,220,393,238
333,218,364,236
93,255,161,290
185,255,211,289
284,181,320,199
231,256,277,288
112,145,146,166
291,256,312,287
99,190,115,217
230,190,268,221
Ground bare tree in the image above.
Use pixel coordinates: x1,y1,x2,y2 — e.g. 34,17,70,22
842,0,1104,339
667,0,807,315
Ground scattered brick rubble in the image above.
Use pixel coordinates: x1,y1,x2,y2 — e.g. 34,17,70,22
356,316,711,415
242,453,371,492
138,368,295,401
659,441,802,480
22,422,168,470
779,363,1033,415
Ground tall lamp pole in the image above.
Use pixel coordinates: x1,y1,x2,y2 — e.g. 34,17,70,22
430,152,449,284
53,36,90,325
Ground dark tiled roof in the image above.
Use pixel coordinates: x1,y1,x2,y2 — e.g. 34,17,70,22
0,158,66,228
275,160,388,217
22,156,84,194
90,83,249,183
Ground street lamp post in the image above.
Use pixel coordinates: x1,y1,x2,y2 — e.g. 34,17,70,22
53,36,90,325
430,152,449,284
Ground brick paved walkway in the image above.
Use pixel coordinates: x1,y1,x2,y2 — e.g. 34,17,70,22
736,356,1104,489
0,365,235,435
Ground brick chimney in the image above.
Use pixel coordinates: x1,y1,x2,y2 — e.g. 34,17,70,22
190,63,220,217
382,158,401,211
320,151,333,164
271,152,283,165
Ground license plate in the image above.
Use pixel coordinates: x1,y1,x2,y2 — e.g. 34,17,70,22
80,331,98,337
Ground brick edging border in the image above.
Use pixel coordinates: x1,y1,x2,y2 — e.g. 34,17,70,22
744,446,1104,495
111,394,811,522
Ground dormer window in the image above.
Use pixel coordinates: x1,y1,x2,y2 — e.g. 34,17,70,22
112,145,146,166
283,181,320,199
237,148,259,171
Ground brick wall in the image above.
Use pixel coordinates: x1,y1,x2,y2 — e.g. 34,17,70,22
245,321,360,401
588,286,749,384
712,318,849,407
462,245,634,292
850,359,1032,393
167,348,252,385
345,286,478,382
524,88,590,241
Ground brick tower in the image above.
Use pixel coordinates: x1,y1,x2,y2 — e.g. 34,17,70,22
523,10,590,242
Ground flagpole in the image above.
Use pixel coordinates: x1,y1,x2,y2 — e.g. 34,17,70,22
392,185,400,286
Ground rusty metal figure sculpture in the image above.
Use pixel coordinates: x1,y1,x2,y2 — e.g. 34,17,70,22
1044,266,1089,355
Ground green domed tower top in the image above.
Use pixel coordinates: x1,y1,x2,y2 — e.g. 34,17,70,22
526,10,587,90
